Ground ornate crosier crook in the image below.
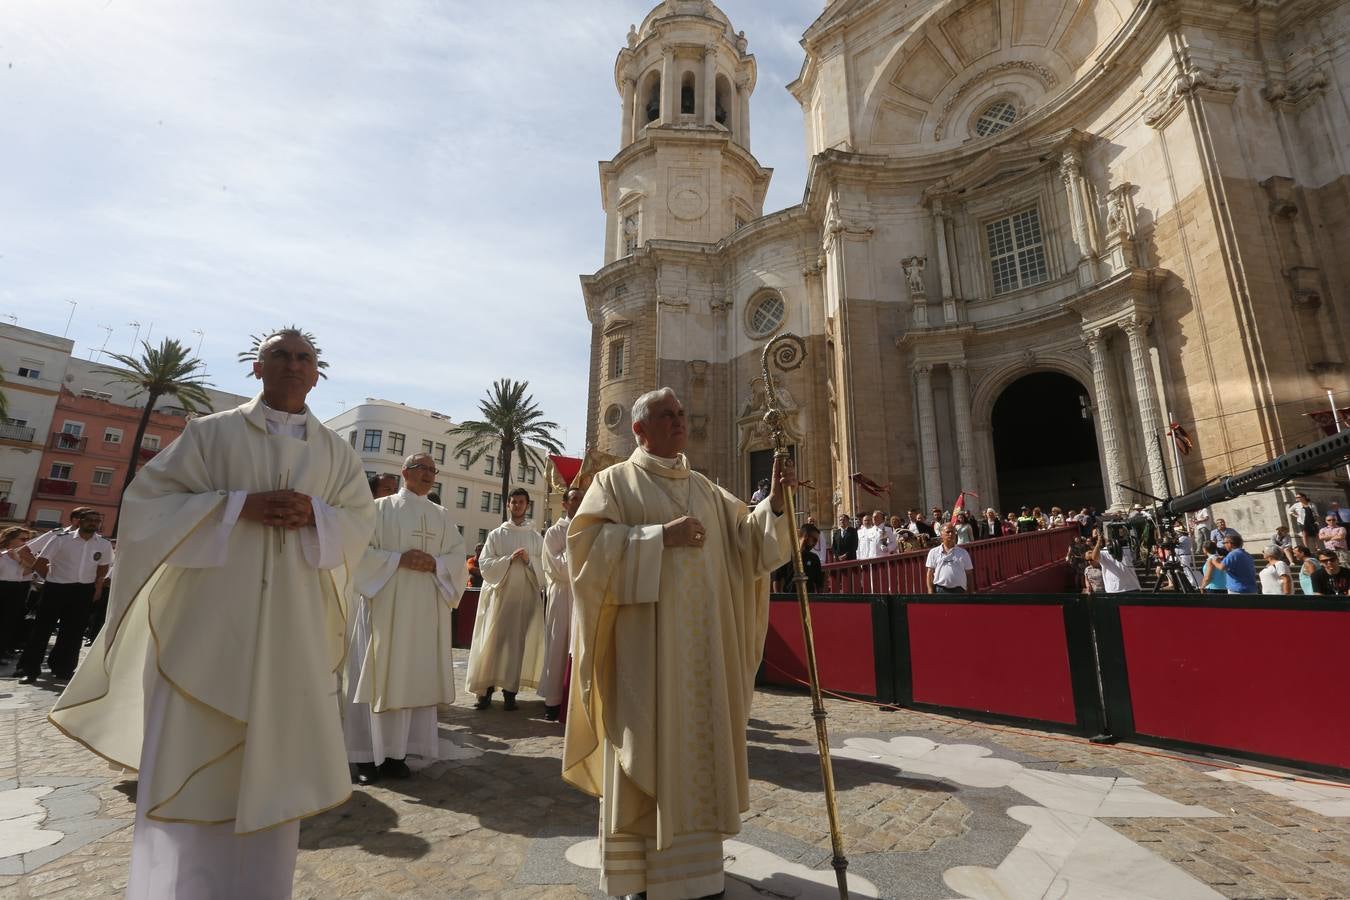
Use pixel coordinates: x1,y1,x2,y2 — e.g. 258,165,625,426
760,332,850,899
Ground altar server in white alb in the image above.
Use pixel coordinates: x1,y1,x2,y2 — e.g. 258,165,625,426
465,487,545,710
563,387,794,900
346,452,465,784
540,484,584,721
49,329,375,900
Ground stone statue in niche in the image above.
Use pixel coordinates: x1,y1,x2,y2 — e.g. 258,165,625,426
627,25,638,48
901,256,927,299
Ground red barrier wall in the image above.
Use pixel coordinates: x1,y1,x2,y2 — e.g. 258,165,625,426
762,598,878,697
1119,606,1350,770
907,603,1077,724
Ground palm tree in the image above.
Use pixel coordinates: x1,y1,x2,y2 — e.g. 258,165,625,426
449,379,564,521
102,338,213,529
237,326,330,379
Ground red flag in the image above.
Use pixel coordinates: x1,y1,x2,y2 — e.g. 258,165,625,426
1167,423,1193,456
548,454,583,486
950,492,966,525
850,473,891,497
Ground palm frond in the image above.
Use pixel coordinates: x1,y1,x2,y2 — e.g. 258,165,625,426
101,338,214,414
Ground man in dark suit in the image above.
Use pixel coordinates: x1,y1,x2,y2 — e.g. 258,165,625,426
830,514,858,561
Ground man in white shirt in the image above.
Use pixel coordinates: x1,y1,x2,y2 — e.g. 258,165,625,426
18,510,111,682
1087,529,1141,593
856,513,877,559
926,524,975,593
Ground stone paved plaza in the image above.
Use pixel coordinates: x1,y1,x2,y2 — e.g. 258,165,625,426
1,662,1349,899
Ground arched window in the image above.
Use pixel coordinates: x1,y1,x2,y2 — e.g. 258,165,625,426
642,71,662,123
681,71,696,115
715,74,732,126
974,100,1018,137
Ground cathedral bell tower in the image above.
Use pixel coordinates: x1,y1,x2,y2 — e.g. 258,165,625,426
600,0,772,265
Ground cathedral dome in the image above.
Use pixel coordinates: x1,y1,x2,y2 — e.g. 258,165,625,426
634,0,734,45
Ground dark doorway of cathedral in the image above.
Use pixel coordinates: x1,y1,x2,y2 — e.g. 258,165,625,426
747,445,795,502
992,372,1106,514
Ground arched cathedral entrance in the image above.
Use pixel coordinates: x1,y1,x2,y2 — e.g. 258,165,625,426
991,372,1105,513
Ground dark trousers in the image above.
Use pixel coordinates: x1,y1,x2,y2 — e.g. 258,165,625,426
0,580,29,656
19,582,95,678
933,585,967,594
85,581,110,642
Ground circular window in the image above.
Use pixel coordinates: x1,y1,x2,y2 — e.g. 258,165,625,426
974,100,1018,137
604,403,623,430
747,293,785,338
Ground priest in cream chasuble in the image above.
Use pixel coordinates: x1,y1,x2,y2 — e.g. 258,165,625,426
346,452,465,779
539,484,584,719
465,487,545,709
48,331,375,899
563,387,793,900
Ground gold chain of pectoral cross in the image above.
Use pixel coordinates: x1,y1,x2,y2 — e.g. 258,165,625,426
650,474,694,518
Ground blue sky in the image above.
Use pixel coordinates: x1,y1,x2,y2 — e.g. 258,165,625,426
1,0,822,451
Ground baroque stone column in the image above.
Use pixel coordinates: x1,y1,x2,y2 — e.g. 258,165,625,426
1123,315,1169,497
735,74,751,149
931,199,954,304
701,46,717,126
620,76,636,145
914,364,942,511
1085,330,1126,510
660,45,675,123
949,363,978,495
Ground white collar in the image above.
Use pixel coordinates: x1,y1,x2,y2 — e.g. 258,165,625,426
261,402,308,426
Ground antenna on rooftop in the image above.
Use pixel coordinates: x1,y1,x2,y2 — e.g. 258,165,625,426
127,321,142,352
91,325,114,360
192,329,205,357
63,299,77,337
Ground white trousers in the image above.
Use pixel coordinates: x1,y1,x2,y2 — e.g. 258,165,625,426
127,662,299,900
341,593,440,763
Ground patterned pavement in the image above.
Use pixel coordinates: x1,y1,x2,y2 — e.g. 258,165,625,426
1,661,1348,899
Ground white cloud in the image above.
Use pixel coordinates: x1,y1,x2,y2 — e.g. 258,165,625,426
0,0,820,449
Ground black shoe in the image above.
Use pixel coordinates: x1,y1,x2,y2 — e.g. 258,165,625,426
502,691,518,711
474,693,493,710
543,705,560,722
19,673,36,685
51,673,72,683
352,762,379,786
618,893,647,900
378,757,411,779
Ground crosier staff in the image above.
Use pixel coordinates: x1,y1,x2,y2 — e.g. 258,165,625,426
760,332,850,899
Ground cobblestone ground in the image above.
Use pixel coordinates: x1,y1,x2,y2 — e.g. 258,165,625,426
1,664,1348,899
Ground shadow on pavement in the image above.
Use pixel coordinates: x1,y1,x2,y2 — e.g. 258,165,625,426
378,751,594,841
300,791,431,859
748,744,954,794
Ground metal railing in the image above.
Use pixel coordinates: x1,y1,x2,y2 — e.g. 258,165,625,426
36,478,78,496
50,432,88,452
0,423,36,443
821,526,1078,594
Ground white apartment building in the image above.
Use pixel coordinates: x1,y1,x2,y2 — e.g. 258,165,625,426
0,327,78,521
323,399,550,548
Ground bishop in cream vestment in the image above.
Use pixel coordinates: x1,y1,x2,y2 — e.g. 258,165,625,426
347,480,465,768
465,496,545,705
562,388,792,900
49,332,375,899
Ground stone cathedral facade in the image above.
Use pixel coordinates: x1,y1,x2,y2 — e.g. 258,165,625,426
581,0,1349,534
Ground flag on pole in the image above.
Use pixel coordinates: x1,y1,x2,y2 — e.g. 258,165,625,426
849,473,892,497
949,490,979,524
1167,422,1193,456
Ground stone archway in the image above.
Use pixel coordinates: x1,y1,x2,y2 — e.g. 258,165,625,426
990,371,1105,513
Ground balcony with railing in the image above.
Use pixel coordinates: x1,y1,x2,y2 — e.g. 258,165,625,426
138,446,161,461
36,478,78,497
0,422,37,444
0,501,13,519
49,432,89,452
